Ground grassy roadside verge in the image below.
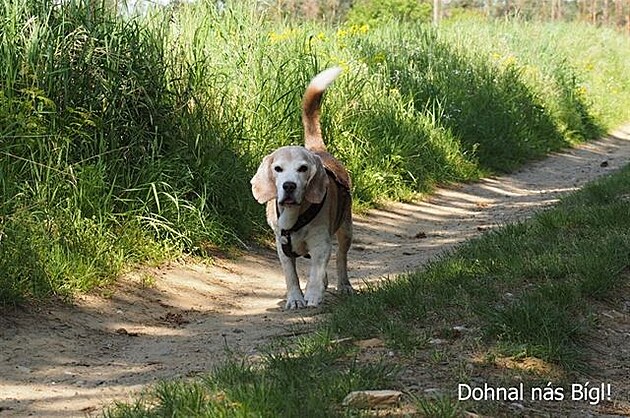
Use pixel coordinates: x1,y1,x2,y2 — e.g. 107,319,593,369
106,165,630,416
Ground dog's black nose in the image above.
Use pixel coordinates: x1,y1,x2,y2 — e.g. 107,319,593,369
282,182,297,193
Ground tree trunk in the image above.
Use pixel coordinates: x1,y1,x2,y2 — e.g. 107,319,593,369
433,0,441,26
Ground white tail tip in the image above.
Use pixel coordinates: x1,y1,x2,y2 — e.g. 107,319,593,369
308,67,342,92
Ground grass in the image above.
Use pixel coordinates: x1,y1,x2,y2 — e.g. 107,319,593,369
329,164,630,369
106,331,398,418
105,164,630,416
1,0,629,306
439,18,630,131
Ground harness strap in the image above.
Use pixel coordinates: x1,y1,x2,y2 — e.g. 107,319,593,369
277,190,327,259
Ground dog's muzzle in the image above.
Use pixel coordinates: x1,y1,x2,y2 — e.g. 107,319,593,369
280,181,298,206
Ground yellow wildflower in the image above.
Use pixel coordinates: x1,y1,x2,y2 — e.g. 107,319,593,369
502,55,517,67
575,86,587,97
267,28,297,44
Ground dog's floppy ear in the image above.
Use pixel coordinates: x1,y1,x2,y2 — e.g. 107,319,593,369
251,155,276,204
305,155,329,204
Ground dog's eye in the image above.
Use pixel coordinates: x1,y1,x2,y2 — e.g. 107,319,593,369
274,166,283,173
297,165,308,173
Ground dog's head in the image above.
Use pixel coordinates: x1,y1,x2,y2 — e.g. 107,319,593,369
251,146,328,207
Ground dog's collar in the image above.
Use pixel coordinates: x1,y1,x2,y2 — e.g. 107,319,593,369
276,190,327,259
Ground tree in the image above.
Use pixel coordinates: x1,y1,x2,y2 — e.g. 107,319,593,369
433,0,441,25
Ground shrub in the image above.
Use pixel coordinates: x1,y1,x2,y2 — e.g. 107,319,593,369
346,0,432,25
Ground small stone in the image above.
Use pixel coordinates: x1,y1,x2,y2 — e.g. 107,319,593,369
355,338,385,349
342,390,403,408
16,365,31,373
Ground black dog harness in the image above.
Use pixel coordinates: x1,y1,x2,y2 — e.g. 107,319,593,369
276,191,327,259
275,156,351,260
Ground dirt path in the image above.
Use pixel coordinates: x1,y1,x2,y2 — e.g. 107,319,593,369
1,126,629,417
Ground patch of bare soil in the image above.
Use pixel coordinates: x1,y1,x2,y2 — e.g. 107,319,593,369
1,126,629,417
581,279,630,417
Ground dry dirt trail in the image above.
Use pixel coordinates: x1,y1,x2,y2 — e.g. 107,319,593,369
1,126,629,417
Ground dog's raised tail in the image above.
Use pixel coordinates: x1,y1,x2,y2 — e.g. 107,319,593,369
302,67,342,152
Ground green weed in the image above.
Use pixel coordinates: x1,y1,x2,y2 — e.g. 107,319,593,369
414,394,463,418
106,332,398,418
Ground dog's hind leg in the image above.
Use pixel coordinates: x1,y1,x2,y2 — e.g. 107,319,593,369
335,218,354,294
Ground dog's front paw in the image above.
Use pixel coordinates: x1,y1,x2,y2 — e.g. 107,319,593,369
285,293,306,310
304,288,324,308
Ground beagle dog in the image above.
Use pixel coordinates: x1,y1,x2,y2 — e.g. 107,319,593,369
250,67,353,309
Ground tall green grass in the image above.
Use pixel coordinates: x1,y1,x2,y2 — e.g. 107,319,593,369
440,18,630,131
1,0,629,303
